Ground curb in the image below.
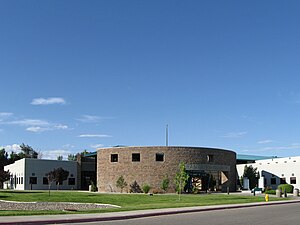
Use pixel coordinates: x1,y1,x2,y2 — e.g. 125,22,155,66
1,200,300,225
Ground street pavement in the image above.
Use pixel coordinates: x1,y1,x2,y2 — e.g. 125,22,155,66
1,199,300,225
68,201,300,225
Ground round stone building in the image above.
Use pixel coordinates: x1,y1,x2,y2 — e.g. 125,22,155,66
97,146,236,193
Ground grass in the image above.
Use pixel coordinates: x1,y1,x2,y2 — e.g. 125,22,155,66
0,190,284,216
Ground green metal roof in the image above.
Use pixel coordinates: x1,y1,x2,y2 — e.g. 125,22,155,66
237,154,278,161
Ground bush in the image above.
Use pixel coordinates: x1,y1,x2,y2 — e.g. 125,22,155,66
142,184,151,194
278,184,294,193
265,190,276,195
129,181,142,193
90,181,98,192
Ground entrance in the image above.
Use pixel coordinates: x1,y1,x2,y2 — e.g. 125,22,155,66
187,170,217,193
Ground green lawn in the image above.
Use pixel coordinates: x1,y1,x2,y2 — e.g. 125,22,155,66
0,190,283,216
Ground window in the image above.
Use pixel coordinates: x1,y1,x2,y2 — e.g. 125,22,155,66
111,154,118,162
132,153,140,162
21,177,23,184
270,178,277,185
156,153,164,162
68,178,76,185
43,177,48,185
290,177,297,184
29,177,37,184
280,178,286,184
207,154,214,163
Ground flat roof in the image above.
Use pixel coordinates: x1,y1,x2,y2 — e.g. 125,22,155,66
236,154,278,161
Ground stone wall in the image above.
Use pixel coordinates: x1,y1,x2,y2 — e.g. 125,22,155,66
97,146,236,193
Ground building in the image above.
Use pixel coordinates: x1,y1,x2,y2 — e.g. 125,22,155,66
237,156,300,190
97,146,237,193
4,158,78,190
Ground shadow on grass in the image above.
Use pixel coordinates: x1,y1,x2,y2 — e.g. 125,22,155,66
1,191,44,194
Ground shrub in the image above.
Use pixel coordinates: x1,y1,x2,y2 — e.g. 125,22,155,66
278,184,294,193
161,176,170,193
129,181,142,193
116,176,127,193
265,190,276,195
142,184,151,194
90,181,98,192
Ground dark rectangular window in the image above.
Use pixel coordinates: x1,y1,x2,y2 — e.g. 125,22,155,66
132,153,140,162
280,178,286,184
68,178,76,185
290,177,297,184
156,153,164,162
29,177,37,184
270,178,276,185
207,154,214,163
21,177,23,184
43,177,48,185
111,154,118,162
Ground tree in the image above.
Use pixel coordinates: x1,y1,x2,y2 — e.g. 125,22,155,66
243,165,259,189
161,176,170,193
45,170,56,196
54,167,69,190
67,154,77,161
116,175,127,193
0,170,10,189
0,148,10,189
174,162,189,200
46,167,69,192
19,143,38,158
57,155,63,161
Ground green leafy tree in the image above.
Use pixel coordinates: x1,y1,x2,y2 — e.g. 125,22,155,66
174,162,189,200
46,167,69,191
57,155,63,161
0,170,10,189
0,148,10,189
161,176,170,193
67,154,77,161
19,143,38,158
54,167,69,190
243,165,259,189
116,175,127,193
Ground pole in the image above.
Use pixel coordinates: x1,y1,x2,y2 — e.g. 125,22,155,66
166,124,169,146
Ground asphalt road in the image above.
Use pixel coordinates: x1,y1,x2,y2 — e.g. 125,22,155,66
57,202,300,225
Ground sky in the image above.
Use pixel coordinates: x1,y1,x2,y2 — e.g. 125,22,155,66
1,0,300,159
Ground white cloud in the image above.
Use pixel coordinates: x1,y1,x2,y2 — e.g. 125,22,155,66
26,124,69,133
0,112,13,122
31,97,66,105
6,119,50,127
258,139,273,144
54,124,68,130
77,115,101,123
78,134,112,138
42,149,72,160
26,126,50,132
2,144,21,153
90,144,104,149
223,131,247,138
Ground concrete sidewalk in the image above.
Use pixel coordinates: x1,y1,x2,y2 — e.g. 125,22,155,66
1,199,300,225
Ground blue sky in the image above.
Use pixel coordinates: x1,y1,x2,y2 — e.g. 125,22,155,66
1,0,300,159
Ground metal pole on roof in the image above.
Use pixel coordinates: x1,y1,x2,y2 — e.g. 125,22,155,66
166,124,169,146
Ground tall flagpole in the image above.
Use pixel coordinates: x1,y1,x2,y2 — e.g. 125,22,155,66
166,124,169,146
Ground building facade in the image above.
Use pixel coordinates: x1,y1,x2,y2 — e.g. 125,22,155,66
97,146,237,193
237,156,300,190
4,158,78,190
